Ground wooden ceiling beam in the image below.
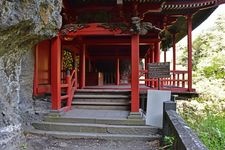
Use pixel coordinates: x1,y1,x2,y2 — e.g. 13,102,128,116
83,38,159,46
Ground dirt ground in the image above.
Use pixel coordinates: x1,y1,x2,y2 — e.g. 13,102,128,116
23,134,160,150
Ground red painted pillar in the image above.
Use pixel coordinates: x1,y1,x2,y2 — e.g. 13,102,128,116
172,34,176,71
145,57,147,86
131,35,140,112
51,36,61,110
154,42,160,87
116,58,120,85
187,15,193,91
172,34,177,86
80,44,86,88
154,42,160,63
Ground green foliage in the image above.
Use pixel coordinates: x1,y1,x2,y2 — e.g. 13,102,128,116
160,136,175,150
178,14,225,72
164,136,175,149
177,13,225,150
198,53,225,79
198,114,225,150
179,104,225,150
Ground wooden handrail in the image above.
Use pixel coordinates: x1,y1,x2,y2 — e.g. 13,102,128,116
139,69,189,90
60,69,77,111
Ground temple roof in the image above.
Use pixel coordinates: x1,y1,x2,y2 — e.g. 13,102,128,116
61,0,225,48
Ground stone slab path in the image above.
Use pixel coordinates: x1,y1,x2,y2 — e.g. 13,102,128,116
25,134,160,150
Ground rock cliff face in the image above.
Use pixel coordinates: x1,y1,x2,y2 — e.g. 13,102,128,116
0,0,62,149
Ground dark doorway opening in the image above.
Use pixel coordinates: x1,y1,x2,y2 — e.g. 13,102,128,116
95,61,116,85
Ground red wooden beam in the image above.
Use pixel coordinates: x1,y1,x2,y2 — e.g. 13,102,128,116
61,23,160,44
131,35,140,112
89,55,130,60
187,15,193,91
64,23,124,36
51,36,61,110
84,38,159,46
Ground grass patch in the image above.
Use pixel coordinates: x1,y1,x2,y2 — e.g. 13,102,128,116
196,114,225,150
182,112,225,150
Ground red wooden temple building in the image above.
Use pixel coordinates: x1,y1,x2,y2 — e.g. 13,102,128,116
33,0,225,113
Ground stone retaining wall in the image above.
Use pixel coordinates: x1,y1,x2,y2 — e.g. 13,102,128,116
163,101,208,150
0,0,62,149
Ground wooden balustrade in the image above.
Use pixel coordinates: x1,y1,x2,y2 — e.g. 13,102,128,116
60,69,77,111
139,70,189,91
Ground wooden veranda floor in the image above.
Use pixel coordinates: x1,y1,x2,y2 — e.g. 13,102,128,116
83,84,198,98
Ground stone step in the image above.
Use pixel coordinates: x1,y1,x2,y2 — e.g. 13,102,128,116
74,94,130,99
32,122,160,135
72,98,129,103
72,105,130,110
73,89,131,111
43,116,146,126
76,89,130,93
72,101,130,106
28,129,161,141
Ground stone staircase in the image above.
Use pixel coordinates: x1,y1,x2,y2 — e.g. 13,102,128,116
72,89,131,110
30,110,161,141
28,89,161,141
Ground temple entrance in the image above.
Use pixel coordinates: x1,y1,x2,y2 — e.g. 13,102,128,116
95,61,116,85
86,60,116,86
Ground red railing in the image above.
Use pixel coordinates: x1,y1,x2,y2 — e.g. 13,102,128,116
60,69,77,111
139,70,189,91
162,70,188,88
